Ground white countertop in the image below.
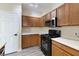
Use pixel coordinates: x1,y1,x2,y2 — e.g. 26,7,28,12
51,37,79,51
22,32,48,35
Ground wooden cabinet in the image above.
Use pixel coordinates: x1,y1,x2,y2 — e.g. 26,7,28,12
44,13,51,21
52,44,70,56
22,8,56,27
69,3,79,25
42,11,55,26
57,3,79,26
41,15,46,26
23,3,79,27
33,18,45,27
22,16,44,27
22,16,33,27
22,35,31,48
42,13,51,24
57,4,69,26
52,40,79,56
57,4,64,26
41,16,45,26
31,34,40,46
22,34,40,49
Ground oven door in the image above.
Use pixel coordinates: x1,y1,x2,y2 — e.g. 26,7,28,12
40,35,51,56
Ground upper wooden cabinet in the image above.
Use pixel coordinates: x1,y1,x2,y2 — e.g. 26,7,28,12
45,13,51,21
69,3,79,25
22,16,44,27
22,16,33,27
57,3,79,26
23,3,79,27
57,4,69,26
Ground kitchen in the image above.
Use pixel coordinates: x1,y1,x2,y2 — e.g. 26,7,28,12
0,3,79,56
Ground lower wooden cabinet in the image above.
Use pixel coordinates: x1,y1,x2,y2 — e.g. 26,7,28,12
52,43,70,56
22,34,40,49
52,40,79,56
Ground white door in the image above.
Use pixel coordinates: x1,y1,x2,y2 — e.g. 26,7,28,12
2,13,20,54
0,9,21,54
0,4,21,54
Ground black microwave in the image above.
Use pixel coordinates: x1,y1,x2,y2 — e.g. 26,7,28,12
45,17,57,27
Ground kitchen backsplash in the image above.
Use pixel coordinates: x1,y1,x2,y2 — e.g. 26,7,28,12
22,26,79,40
22,27,56,34
60,26,79,40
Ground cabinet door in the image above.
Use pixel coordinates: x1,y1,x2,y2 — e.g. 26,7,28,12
22,35,40,49
42,16,46,26
34,18,44,27
57,4,69,26
64,4,69,26
52,44,70,56
57,4,65,26
22,16,44,27
22,16,33,27
45,13,51,21
40,17,45,26
31,37,38,46
22,35,31,48
31,34,39,46
69,3,79,25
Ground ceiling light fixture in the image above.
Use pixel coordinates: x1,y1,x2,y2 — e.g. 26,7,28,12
29,4,34,7
29,3,38,8
34,4,38,8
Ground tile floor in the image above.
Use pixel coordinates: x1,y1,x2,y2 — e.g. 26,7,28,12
6,46,44,56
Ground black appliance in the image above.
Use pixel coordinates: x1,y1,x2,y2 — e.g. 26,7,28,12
40,30,61,56
41,34,51,56
49,29,61,38
45,17,57,27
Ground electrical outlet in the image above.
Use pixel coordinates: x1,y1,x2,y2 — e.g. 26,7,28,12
75,33,79,37
75,33,77,35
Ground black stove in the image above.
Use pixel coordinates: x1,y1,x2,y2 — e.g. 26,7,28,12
41,34,51,56
40,30,61,56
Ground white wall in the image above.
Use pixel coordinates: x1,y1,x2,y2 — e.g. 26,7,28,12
0,3,22,52
60,26,79,40
22,27,50,34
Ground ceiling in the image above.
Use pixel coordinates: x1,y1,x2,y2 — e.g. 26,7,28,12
22,3,63,17
0,3,21,12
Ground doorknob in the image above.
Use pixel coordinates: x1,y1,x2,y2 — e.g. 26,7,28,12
14,33,18,36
